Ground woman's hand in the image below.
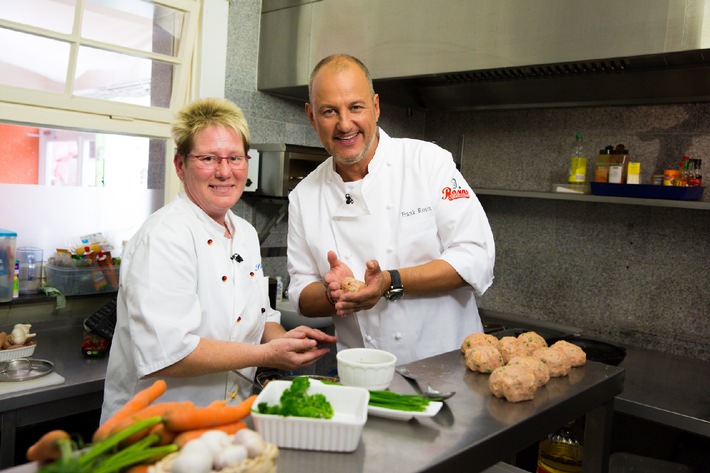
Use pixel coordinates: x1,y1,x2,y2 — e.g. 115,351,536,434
262,326,337,371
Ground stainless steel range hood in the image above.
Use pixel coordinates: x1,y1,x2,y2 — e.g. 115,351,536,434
258,0,710,110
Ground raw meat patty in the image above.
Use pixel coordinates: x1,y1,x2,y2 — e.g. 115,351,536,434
465,345,505,373
550,340,586,367
489,364,538,402
507,355,550,387
518,331,548,353
498,336,528,363
532,347,572,377
461,332,502,353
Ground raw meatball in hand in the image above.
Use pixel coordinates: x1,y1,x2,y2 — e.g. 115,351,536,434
340,277,366,293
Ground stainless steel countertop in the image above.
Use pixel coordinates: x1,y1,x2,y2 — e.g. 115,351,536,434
275,350,624,473
2,313,708,471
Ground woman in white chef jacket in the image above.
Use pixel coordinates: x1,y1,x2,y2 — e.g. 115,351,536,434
287,55,495,366
101,98,336,423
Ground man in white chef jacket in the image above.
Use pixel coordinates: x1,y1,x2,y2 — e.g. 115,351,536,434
287,54,495,365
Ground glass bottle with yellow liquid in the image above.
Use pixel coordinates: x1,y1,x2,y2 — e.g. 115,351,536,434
537,418,584,473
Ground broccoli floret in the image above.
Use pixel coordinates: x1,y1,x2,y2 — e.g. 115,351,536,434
257,376,334,419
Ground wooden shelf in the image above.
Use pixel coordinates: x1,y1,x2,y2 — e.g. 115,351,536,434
474,188,710,210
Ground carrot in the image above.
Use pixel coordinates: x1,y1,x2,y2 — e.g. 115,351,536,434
164,394,257,432
93,379,168,442
174,420,247,448
26,429,71,463
208,399,229,408
113,401,191,447
110,401,191,436
149,422,177,446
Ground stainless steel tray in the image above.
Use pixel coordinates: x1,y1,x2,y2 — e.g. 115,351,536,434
0,358,54,382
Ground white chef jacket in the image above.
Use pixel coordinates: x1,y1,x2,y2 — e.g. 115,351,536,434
101,193,279,423
287,129,495,365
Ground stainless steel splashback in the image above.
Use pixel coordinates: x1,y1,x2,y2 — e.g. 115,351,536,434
259,0,710,110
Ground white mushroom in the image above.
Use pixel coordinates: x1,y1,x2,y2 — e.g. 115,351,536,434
214,444,248,469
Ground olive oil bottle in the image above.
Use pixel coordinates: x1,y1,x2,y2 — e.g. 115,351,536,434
537,419,584,473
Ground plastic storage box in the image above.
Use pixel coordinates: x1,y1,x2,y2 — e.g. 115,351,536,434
46,264,119,295
0,229,17,303
251,379,369,452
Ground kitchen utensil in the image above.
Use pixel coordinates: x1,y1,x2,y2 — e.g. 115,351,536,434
395,366,456,400
0,358,54,382
227,370,262,403
232,369,262,391
255,370,338,390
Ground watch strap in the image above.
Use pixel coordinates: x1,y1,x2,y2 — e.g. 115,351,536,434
385,270,404,301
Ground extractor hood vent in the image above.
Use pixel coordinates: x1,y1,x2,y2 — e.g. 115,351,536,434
371,50,710,111
439,60,630,83
259,0,710,111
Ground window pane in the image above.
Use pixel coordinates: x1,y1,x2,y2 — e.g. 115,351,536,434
82,0,184,56
0,0,75,34
0,28,69,92
74,46,175,108
0,122,165,190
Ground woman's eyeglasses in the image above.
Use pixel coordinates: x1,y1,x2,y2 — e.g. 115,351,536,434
187,153,250,169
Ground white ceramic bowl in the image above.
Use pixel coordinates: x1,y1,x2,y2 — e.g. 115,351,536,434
337,348,397,390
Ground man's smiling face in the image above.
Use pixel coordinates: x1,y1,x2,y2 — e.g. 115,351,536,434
306,61,380,167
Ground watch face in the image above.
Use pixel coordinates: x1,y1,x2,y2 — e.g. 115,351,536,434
385,288,404,301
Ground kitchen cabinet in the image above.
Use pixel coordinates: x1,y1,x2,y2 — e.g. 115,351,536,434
474,188,710,210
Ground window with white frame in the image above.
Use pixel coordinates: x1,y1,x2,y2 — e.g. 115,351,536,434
0,0,204,258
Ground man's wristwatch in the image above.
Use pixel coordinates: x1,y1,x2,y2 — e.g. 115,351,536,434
384,270,404,301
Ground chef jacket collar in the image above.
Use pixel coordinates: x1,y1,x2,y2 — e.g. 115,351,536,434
177,192,238,240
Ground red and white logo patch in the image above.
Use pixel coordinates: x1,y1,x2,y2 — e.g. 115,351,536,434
441,178,470,201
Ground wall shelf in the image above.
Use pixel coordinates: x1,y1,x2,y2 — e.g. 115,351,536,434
474,188,710,210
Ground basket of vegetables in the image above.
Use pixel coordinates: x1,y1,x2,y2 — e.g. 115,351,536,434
27,379,278,473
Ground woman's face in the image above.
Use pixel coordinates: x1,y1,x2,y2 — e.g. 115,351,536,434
174,124,248,224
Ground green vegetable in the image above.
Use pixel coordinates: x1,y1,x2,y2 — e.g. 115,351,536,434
257,376,334,419
38,416,177,473
368,390,437,412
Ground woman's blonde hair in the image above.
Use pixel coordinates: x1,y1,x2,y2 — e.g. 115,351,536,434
171,97,250,160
